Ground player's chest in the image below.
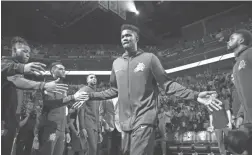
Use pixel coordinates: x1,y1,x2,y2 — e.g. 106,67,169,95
114,59,151,77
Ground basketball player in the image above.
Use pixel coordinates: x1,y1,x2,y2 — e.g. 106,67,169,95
1,37,69,155
78,74,101,155
37,62,87,155
78,24,222,155
227,29,252,124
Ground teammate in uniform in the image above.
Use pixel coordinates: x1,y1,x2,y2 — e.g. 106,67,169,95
78,74,101,155
227,29,252,123
37,62,87,155
1,37,69,155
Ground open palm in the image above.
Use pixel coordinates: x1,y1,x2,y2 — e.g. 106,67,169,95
197,91,222,111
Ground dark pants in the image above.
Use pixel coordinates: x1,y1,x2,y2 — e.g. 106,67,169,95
16,131,34,155
38,129,65,155
69,132,88,155
86,128,99,155
68,150,86,155
109,128,122,155
2,126,17,155
121,125,155,155
215,128,229,155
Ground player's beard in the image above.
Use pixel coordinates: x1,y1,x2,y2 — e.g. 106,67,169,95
227,41,238,52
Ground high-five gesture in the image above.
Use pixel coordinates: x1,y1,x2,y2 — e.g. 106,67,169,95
44,78,68,95
72,91,89,109
24,62,46,75
73,91,89,101
197,91,222,111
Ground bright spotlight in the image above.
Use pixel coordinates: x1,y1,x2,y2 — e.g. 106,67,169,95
135,10,139,15
125,0,139,15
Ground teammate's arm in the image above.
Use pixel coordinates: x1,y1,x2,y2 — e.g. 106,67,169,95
89,67,118,100
150,54,198,100
7,75,45,90
1,58,25,76
19,115,30,127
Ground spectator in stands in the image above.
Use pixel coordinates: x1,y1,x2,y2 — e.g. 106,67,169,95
209,91,232,155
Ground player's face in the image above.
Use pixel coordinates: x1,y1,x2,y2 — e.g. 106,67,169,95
13,43,31,63
87,74,97,85
54,64,66,78
227,33,243,51
121,30,138,50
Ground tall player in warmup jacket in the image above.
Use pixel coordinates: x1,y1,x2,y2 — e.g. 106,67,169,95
79,24,222,155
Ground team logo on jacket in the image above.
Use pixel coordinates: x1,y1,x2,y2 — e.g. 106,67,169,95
238,60,246,70
134,62,145,72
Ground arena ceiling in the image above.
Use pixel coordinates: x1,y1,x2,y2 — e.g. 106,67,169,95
2,1,249,45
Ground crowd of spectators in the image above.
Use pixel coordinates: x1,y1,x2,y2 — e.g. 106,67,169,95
156,69,234,140
2,15,251,62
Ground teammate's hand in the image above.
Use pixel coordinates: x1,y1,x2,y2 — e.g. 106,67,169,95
74,131,79,137
66,133,71,143
72,101,85,109
236,117,243,129
98,133,103,143
73,91,89,101
197,91,222,111
24,62,46,75
208,126,214,132
32,136,39,150
227,122,232,129
44,78,68,95
80,129,88,139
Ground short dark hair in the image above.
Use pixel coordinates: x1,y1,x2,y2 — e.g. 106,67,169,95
11,36,28,48
49,61,63,74
234,29,252,46
121,24,140,36
86,74,96,80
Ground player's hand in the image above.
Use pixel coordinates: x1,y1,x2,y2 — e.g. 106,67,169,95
80,129,88,139
73,91,89,101
236,117,243,129
66,133,71,143
74,131,79,137
26,112,30,118
32,136,39,150
197,91,222,111
227,122,232,129
98,133,103,143
208,126,214,132
24,62,46,75
44,78,68,95
72,101,87,109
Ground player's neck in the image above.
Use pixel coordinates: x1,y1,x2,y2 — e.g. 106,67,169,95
233,45,248,57
125,46,138,57
88,84,96,89
53,76,63,81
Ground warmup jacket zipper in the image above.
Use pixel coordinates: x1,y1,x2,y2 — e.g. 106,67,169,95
128,57,133,128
